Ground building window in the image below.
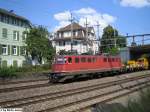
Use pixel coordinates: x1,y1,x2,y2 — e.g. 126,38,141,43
59,41,65,46
73,41,78,45
64,31,71,37
12,18,17,25
1,14,8,23
59,33,61,38
2,28,7,38
12,46,17,55
13,31,19,40
2,45,7,55
75,31,78,36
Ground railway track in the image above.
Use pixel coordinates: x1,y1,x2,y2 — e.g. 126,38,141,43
0,79,50,93
0,73,150,112
37,75,150,112
72,83,150,112
0,78,48,85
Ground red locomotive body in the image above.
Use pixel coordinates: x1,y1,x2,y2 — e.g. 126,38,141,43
50,54,122,82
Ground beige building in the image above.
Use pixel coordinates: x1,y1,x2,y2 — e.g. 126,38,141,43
52,22,99,54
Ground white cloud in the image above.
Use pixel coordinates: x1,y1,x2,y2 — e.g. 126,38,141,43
73,7,96,14
120,0,150,8
53,8,116,36
54,11,71,21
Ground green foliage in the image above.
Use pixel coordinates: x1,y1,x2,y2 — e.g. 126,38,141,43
26,26,55,64
0,64,51,79
109,47,119,55
101,25,126,54
102,47,119,55
141,54,149,58
59,50,78,55
0,67,17,79
13,60,18,68
2,60,7,67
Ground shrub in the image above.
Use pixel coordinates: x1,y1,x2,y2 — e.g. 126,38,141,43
0,67,17,79
0,64,51,79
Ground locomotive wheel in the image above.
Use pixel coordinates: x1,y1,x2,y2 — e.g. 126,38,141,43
49,73,59,83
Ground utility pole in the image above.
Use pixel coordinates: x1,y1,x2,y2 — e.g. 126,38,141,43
85,18,89,52
142,35,144,45
114,30,117,48
69,12,74,52
96,21,100,40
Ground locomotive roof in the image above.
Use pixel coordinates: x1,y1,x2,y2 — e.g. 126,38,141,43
56,54,120,57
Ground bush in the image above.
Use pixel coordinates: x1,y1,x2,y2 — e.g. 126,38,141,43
0,64,51,79
0,67,17,79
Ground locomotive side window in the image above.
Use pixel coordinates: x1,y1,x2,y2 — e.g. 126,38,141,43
75,58,79,63
108,58,111,62
81,57,86,63
104,58,107,62
115,58,118,62
68,57,72,63
88,58,91,63
92,57,96,63
112,58,114,62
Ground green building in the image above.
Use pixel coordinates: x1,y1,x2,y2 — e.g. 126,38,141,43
0,8,31,67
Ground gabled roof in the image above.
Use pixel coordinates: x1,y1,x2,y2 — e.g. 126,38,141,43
58,22,85,32
0,8,29,22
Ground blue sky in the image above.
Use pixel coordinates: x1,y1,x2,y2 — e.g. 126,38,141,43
0,0,150,42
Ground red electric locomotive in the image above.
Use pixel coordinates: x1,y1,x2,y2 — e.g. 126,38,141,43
49,54,122,82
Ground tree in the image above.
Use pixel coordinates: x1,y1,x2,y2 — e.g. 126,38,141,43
59,50,77,55
100,25,126,55
26,26,55,64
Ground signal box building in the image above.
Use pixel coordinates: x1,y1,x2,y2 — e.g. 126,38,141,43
52,22,99,54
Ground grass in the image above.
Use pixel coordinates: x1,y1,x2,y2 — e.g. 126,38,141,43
0,64,51,79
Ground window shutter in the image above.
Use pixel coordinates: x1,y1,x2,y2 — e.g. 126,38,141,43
0,44,2,55
20,46,23,55
8,45,10,55
17,46,19,55
17,32,19,41
13,31,15,40
11,45,13,55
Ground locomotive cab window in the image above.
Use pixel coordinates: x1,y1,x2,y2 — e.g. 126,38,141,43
68,57,72,63
75,58,79,63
